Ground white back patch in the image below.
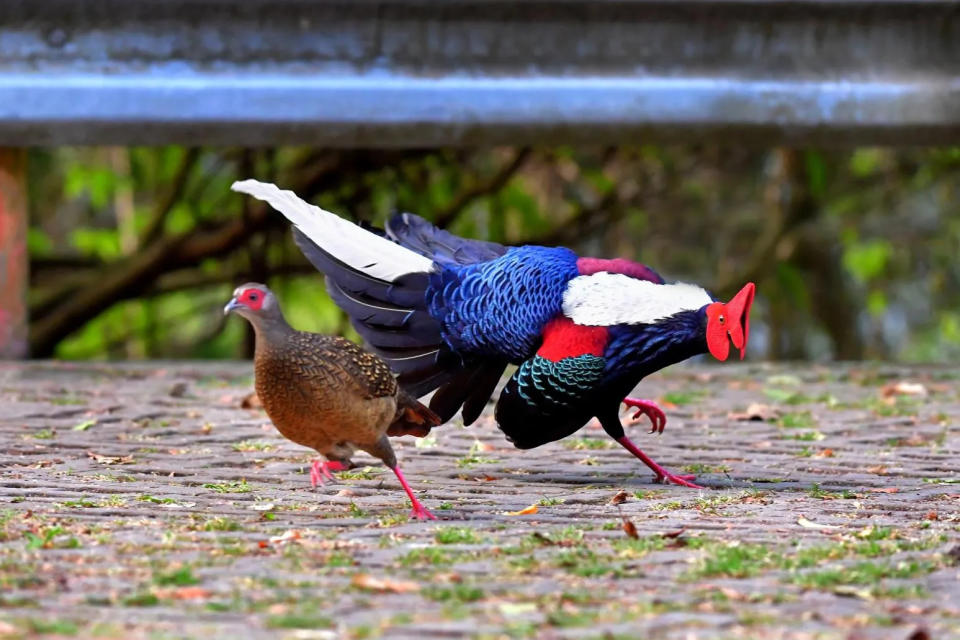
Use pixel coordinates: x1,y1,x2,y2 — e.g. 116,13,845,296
562,273,712,326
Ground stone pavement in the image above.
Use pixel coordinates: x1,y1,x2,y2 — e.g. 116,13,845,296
0,361,957,640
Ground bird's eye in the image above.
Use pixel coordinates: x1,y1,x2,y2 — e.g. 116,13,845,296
249,293,258,301
718,314,725,324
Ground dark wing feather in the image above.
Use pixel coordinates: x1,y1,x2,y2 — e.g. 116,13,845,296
460,361,508,426
385,212,507,265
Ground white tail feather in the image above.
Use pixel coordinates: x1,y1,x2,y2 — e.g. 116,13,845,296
231,179,433,282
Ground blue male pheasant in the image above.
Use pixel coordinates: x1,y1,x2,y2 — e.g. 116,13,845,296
232,181,755,488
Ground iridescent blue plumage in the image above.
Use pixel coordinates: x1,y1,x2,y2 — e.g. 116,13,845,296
425,246,579,362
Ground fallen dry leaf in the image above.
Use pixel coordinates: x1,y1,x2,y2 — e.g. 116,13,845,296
610,490,629,505
0,620,18,636
925,510,938,521
351,573,420,593
812,448,835,458
881,381,928,397
868,487,899,494
86,451,135,465
661,528,686,539
505,504,538,516
260,530,303,548
622,519,639,539
832,585,873,600
728,403,780,421
241,391,262,409
866,465,888,475
797,515,841,530
155,586,211,600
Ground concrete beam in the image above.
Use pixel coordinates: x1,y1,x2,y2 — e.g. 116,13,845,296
0,1,957,147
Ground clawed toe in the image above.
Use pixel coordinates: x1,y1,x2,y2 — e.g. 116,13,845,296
655,473,704,489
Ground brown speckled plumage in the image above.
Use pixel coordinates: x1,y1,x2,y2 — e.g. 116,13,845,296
226,283,440,519
254,330,405,467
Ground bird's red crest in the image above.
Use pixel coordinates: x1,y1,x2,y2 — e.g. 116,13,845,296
237,287,266,311
705,283,755,361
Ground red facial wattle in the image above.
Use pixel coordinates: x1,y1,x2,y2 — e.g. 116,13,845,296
705,282,756,362
239,288,265,311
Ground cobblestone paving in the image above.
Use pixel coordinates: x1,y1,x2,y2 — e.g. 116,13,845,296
0,361,957,640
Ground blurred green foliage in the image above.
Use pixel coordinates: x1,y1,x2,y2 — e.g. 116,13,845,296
23,145,960,362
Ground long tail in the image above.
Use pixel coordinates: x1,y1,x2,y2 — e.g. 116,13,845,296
232,180,507,424
231,180,447,394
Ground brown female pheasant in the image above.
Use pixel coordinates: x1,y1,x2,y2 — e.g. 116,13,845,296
224,283,440,520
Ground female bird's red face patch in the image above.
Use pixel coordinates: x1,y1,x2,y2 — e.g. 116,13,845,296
237,287,266,311
705,282,755,361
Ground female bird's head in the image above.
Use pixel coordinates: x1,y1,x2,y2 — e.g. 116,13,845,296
224,283,282,324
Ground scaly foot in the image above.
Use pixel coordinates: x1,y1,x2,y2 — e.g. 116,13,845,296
622,397,667,434
391,465,437,520
309,460,348,489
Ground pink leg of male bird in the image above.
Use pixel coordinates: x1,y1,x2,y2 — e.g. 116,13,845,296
309,460,348,489
622,397,667,434
615,436,703,489
390,465,436,520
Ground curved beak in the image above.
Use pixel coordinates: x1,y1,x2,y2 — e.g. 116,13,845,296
223,298,241,316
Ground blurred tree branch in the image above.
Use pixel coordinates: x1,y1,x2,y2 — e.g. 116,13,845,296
30,150,385,356
140,147,200,246
432,148,531,229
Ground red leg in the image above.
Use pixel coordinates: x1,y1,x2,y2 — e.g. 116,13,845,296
615,436,703,489
309,460,348,489
622,397,667,434
390,465,436,520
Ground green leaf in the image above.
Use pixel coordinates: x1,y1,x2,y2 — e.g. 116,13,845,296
26,228,53,256
804,151,827,198
843,239,892,283
70,228,121,260
866,290,888,316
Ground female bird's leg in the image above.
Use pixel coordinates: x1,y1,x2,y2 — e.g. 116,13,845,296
390,465,436,520
309,460,348,488
599,412,703,489
621,397,667,434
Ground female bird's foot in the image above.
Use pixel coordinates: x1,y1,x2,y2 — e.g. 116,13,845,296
614,436,705,489
621,397,667,434
309,460,348,488
390,465,437,520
